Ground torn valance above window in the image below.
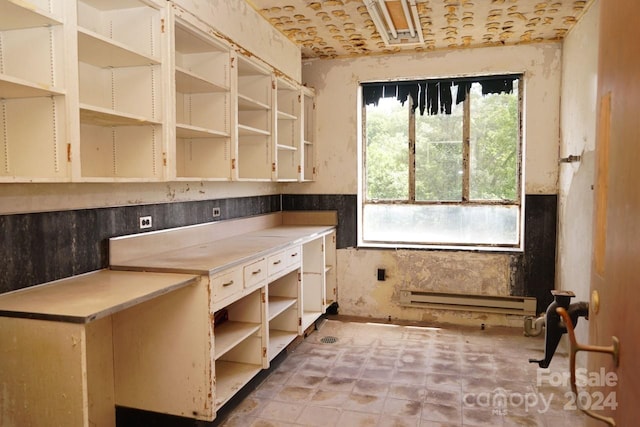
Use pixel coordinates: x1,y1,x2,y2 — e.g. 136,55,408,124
362,74,521,115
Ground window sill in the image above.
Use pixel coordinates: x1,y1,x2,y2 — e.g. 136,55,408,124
357,241,524,253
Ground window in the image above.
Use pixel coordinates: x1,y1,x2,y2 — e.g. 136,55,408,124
359,74,523,250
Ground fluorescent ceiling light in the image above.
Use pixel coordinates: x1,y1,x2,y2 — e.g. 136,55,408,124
365,0,424,47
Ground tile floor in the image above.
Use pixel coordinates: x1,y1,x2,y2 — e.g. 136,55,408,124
219,318,589,426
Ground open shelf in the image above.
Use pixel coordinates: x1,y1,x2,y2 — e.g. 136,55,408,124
214,321,261,359
214,360,262,409
0,0,63,31
77,29,160,68
238,124,270,137
0,74,65,99
268,329,297,359
79,104,160,127
176,67,228,94
176,124,229,139
268,296,297,320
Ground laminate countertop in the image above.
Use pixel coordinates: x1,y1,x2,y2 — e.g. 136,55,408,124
0,269,199,323
110,225,335,276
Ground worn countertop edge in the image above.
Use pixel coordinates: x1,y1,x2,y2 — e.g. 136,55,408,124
0,275,200,324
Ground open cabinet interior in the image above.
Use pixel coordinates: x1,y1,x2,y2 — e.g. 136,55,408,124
275,77,300,182
172,14,232,180
0,0,69,181
76,0,164,181
267,269,299,360
0,1,316,183
213,287,265,410
235,54,272,181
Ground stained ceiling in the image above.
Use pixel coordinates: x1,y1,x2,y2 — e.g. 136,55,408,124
246,0,594,60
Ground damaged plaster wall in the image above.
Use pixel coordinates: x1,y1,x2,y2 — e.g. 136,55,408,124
557,0,600,345
0,181,277,215
293,41,562,196
293,42,562,325
337,248,521,327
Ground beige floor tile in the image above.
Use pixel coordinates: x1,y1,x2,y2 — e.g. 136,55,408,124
295,405,341,426
216,319,583,427
338,409,380,426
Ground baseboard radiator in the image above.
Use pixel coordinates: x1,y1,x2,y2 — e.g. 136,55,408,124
399,290,537,316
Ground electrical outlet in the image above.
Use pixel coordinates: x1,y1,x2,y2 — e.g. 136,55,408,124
212,207,221,218
139,216,152,229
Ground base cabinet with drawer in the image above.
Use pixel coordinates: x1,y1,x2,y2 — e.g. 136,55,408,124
107,211,337,422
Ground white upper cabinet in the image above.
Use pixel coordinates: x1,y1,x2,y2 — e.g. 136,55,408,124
274,77,300,182
76,0,165,181
234,53,273,181
169,6,233,181
0,0,314,183
0,0,69,182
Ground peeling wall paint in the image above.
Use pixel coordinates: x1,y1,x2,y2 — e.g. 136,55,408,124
287,42,562,196
0,182,278,215
557,0,600,346
337,248,523,327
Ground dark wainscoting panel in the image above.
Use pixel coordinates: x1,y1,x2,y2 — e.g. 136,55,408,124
510,194,558,313
0,195,280,294
281,194,357,249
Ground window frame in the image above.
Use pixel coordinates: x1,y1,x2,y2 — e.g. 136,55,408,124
357,74,525,252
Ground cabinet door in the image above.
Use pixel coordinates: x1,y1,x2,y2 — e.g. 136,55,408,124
301,236,324,331
76,0,166,181
170,7,233,181
301,86,316,182
324,231,337,309
0,0,70,182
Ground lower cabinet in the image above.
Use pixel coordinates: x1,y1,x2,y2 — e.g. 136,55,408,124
106,213,337,422
213,288,265,410
267,270,299,360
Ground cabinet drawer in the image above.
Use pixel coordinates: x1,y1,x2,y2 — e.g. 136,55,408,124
211,268,243,301
285,245,301,268
244,258,267,289
267,251,286,277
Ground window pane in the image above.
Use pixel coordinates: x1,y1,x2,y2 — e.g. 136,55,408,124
363,204,520,245
469,81,519,201
415,93,463,201
365,97,408,200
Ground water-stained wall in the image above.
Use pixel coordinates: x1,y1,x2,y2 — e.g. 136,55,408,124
284,42,563,325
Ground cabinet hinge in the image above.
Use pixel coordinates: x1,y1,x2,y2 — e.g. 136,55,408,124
161,18,165,33
261,292,266,303
298,94,301,103
272,80,276,90
332,234,336,243
262,347,267,357
272,162,276,172
230,56,235,68
163,152,167,166
297,272,301,282
298,317,302,326
313,167,317,175
232,158,236,169
297,165,301,173
67,144,71,162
